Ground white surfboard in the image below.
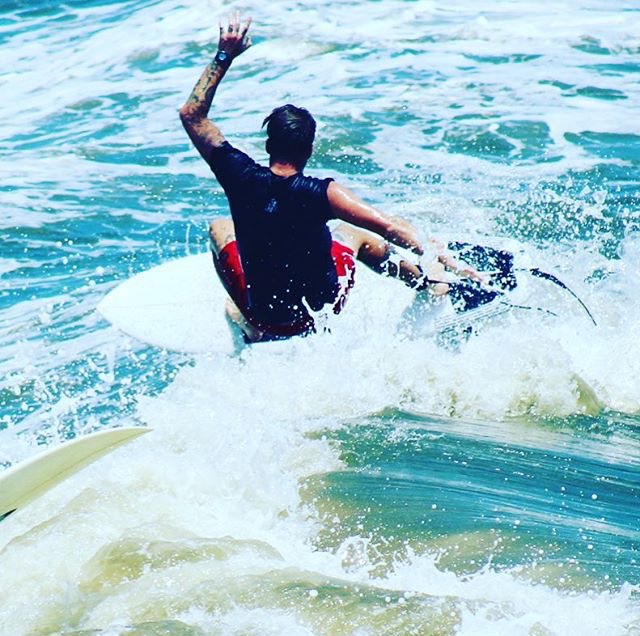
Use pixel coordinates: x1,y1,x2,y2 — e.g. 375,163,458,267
97,252,392,354
97,251,409,354
97,246,586,354
96,252,507,354
97,253,239,355
0,426,150,522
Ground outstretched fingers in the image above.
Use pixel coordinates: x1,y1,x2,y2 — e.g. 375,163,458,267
240,16,252,39
228,11,239,33
218,13,252,55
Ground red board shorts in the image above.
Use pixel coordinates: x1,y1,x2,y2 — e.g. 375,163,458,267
214,240,356,339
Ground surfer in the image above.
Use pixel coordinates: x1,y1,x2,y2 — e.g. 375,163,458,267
180,14,479,342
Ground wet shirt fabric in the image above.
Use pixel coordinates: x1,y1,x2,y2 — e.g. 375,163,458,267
207,141,339,325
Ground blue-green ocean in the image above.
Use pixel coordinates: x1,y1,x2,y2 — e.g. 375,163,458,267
1,1,640,634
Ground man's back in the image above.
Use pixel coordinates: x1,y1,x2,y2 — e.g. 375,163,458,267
207,141,339,324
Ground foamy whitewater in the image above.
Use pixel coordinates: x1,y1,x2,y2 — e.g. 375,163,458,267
1,1,639,634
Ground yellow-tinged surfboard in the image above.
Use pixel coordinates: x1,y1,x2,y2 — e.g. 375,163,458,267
0,427,150,522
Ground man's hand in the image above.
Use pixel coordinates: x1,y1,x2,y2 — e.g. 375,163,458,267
218,13,252,60
385,216,424,255
436,250,486,285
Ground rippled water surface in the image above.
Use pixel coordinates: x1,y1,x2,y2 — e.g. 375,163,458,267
1,1,640,634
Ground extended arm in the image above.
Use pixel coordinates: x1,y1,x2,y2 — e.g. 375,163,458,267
179,14,252,160
328,182,484,290
327,181,424,254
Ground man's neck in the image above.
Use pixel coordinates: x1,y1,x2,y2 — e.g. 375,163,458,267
269,160,300,177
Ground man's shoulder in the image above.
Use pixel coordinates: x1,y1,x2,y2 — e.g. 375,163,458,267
207,140,269,181
291,173,334,197
209,140,256,165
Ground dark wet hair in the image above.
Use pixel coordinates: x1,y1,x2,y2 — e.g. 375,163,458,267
262,104,316,168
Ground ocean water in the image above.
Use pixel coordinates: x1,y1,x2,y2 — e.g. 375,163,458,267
1,0,640,634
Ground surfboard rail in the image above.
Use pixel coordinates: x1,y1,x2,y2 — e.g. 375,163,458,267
0,426,150,522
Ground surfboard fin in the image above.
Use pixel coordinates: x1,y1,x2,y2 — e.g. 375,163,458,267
0,509,16,523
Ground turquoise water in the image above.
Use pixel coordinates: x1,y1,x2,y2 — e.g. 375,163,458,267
1,1,640,634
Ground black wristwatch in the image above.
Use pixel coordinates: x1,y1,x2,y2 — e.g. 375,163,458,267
214,50,232,70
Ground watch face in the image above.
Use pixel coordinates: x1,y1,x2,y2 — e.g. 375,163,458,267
216,51,230,65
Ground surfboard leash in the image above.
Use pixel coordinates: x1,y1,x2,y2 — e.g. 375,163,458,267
526,268,597,326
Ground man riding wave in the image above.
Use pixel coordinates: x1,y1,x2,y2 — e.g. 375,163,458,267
180,14,477,342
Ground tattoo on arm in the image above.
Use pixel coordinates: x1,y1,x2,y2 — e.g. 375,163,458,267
186,62,223,112
180,61,228,157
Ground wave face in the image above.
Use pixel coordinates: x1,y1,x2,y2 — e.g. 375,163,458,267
1,1,639,634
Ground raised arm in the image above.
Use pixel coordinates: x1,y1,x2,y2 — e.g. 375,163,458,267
327,181,424,254
179,13,252,160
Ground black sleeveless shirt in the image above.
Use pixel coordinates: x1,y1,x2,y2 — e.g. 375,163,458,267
207,141,339,324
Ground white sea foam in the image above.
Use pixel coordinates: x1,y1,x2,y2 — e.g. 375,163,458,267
2,343,639,633
2,0,640,634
